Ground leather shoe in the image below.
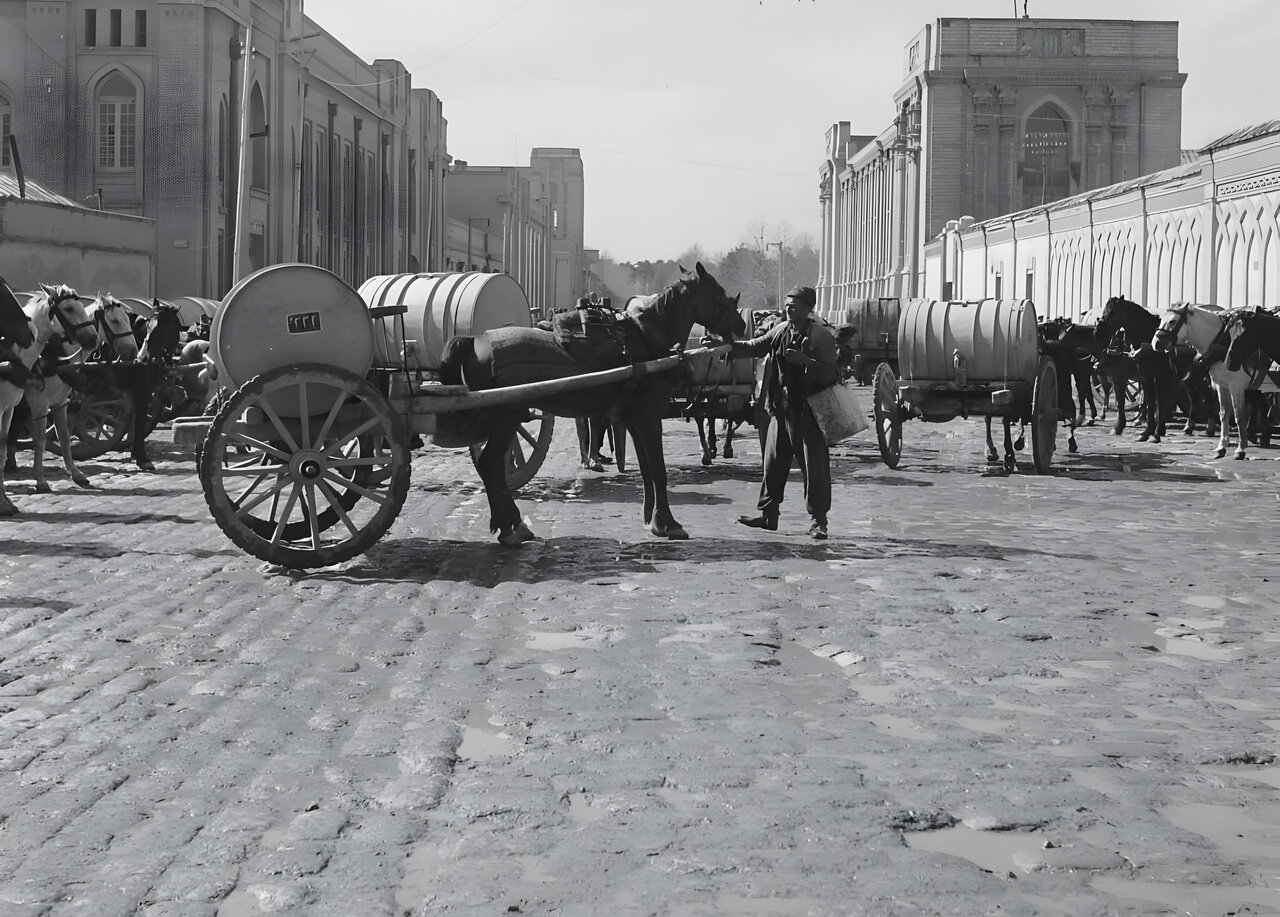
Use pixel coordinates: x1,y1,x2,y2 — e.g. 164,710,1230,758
809,520,828,540
737,514,778,531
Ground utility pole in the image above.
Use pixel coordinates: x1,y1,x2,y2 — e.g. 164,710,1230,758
231,24,254,285
766,241,784,308
466,216,489,272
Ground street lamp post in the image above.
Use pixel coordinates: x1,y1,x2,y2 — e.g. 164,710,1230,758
466,216,489,272
766,241,784,308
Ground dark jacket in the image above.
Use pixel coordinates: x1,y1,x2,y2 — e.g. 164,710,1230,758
733,319,839,416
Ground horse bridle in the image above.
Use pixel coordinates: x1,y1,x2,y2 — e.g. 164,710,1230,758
95,300,138,356
48,289,95,339
1153,304,1190,348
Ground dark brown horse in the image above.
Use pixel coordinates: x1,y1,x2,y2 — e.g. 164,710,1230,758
124,301,183,471
436,262,745,544
1225,307,1280,372
1094,295,1178,442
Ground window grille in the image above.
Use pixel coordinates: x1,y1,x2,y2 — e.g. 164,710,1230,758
98,98,137,169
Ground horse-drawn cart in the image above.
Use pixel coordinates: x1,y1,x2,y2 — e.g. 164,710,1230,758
181,264,728,568
872,298,1059,473
825,297,900,385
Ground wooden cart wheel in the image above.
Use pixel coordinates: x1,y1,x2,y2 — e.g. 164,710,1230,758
1031,356,1059,475
873,362,903,469
194,387,231,475
469,409,554,490
200,364,410,568
48,371,132,460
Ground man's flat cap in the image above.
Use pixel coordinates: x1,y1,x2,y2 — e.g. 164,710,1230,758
785,285,816,307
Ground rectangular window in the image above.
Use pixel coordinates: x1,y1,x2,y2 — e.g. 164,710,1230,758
135,11,146,47
98,100,137,169
109,9,122,47
85,9,97,46
1025,270,1034,301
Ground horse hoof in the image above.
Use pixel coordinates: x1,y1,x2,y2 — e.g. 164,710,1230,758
722,446,733,458
72,475,92,488
652,524,689,540
1214,448,1226,459
701,454,713,467
1234,452,1246,461
35,482,52,494
0,503,18,517
1137,434,1150,442
985,450,999,463
1069,440,1078,454
497,523,537,546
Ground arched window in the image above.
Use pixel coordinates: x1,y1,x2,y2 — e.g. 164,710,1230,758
0,94,11,168
1022,103,1070,209
97,72,138,169
249,83,267,190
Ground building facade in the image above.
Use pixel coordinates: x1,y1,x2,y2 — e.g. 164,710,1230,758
444,158,554,316
819,17,1186,310
0,1,583,309
923,122,1280,318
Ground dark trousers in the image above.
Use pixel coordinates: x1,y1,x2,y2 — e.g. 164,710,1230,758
758,405,830,521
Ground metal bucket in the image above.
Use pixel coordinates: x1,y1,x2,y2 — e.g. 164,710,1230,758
898,299,1039,384
211,263,374,395
357,272,532,371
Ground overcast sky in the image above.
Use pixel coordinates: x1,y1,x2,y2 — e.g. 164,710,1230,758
305,0,1277,264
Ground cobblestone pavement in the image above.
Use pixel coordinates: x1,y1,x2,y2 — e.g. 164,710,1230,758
0,403,1278,916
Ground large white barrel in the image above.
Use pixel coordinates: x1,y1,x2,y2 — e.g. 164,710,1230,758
357,272,532,371
847,297,900,350
211,263,374,392
898,299,1039,384
120,296,155,318
685,307,756,386
169,295,220,326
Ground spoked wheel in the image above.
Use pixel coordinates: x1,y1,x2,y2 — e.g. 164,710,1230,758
469,408,554,490
873,362,903,469
1031,356,1059,474
48,371,132,460
200,364,410,568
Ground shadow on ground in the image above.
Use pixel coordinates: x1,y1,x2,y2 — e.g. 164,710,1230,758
323,531,1092,588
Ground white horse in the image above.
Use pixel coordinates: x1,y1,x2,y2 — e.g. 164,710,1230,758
20,293,137,492
0,283,99,513
1152,302,1259,460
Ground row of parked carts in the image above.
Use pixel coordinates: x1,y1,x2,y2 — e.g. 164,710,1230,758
155,266,1065,567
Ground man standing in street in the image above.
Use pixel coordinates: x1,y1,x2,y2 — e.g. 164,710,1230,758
731,285,839,539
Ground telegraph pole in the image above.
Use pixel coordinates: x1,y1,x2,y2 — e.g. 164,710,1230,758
766,241,784,307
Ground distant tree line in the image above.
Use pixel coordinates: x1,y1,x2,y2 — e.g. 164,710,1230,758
593,238,819,311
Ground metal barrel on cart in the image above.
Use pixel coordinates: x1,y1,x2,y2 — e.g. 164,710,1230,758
872,298,1059,473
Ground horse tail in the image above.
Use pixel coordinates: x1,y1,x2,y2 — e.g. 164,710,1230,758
432,336,488,447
